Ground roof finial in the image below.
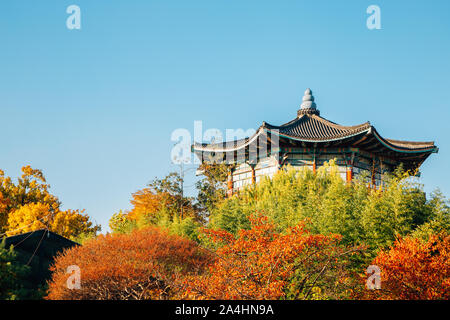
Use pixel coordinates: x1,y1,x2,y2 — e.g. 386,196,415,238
300,88,316,109
298,88,319,116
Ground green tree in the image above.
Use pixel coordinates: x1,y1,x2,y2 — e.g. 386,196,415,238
195,163,230,219
210,161,446,258
411,189,450,240
0,239,36,299
109,210,137,234
108,172,202,241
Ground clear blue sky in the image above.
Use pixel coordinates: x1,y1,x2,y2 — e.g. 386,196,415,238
1,0,449,232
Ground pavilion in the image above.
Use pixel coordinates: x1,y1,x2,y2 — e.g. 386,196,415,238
192,89,438,195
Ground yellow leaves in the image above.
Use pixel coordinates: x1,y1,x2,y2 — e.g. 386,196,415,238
109,210,130,233
128,188,163,221
52,209,99,239
21,165,46,183
0,166,100,238
6,203,99,239
0,193,8,212
6,203,52,236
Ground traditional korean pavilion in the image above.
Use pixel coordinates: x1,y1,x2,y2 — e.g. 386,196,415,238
192,89,438,195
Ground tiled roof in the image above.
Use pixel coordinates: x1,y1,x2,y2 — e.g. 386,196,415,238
384,138,436,150
192,112,437,154
264,114,371,142
192,137,251,151
192,88,438,155
371,129,437,152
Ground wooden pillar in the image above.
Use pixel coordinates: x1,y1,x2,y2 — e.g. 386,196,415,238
345,152,355,184
346,165,353,183
227,169,233,197
371,157,376,190
312,152,317,174
312,149,317,174
251,165,256,185
379,159,383,191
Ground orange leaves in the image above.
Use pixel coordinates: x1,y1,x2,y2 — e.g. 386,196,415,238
183,214,355,300
48,214,364,300
369,234,450,300
46,226,213,300
119,173,200,226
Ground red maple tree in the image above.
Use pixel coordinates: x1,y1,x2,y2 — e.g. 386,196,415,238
366,233,450,300
182,215,362,299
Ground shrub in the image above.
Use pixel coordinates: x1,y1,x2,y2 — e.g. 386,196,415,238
46,226,213,300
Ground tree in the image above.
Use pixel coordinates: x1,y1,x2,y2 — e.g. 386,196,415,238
51,209,101,240
411,190,450,240
6,203,50,234
6,203,100,240
0,166,100,239
108,172,201,239
128,172,198,223
365,234,450,300
109,210,136,234
195,163,230,219
210,162,444,258
0,239,39,300
182,214,363,300
46,226,213,300
0,166,60,232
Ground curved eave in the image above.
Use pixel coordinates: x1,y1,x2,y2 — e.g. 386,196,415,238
191,123,438,156
191,126,264,153
191,121,372,153
371,128,438,154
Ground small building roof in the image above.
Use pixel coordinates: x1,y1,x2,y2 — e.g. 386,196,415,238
3,229,79,286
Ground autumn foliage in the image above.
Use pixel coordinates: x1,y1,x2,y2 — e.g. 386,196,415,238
41,165,450,300
0,166,99,239
47,215,362,300
46,226,212,300
109,172,201,235
47,213,450,300
6,203,98,239
181,215,362,300
365,234,450,300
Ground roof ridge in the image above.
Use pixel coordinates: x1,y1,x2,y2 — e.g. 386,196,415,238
264,114,370,132
311,114,371,131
